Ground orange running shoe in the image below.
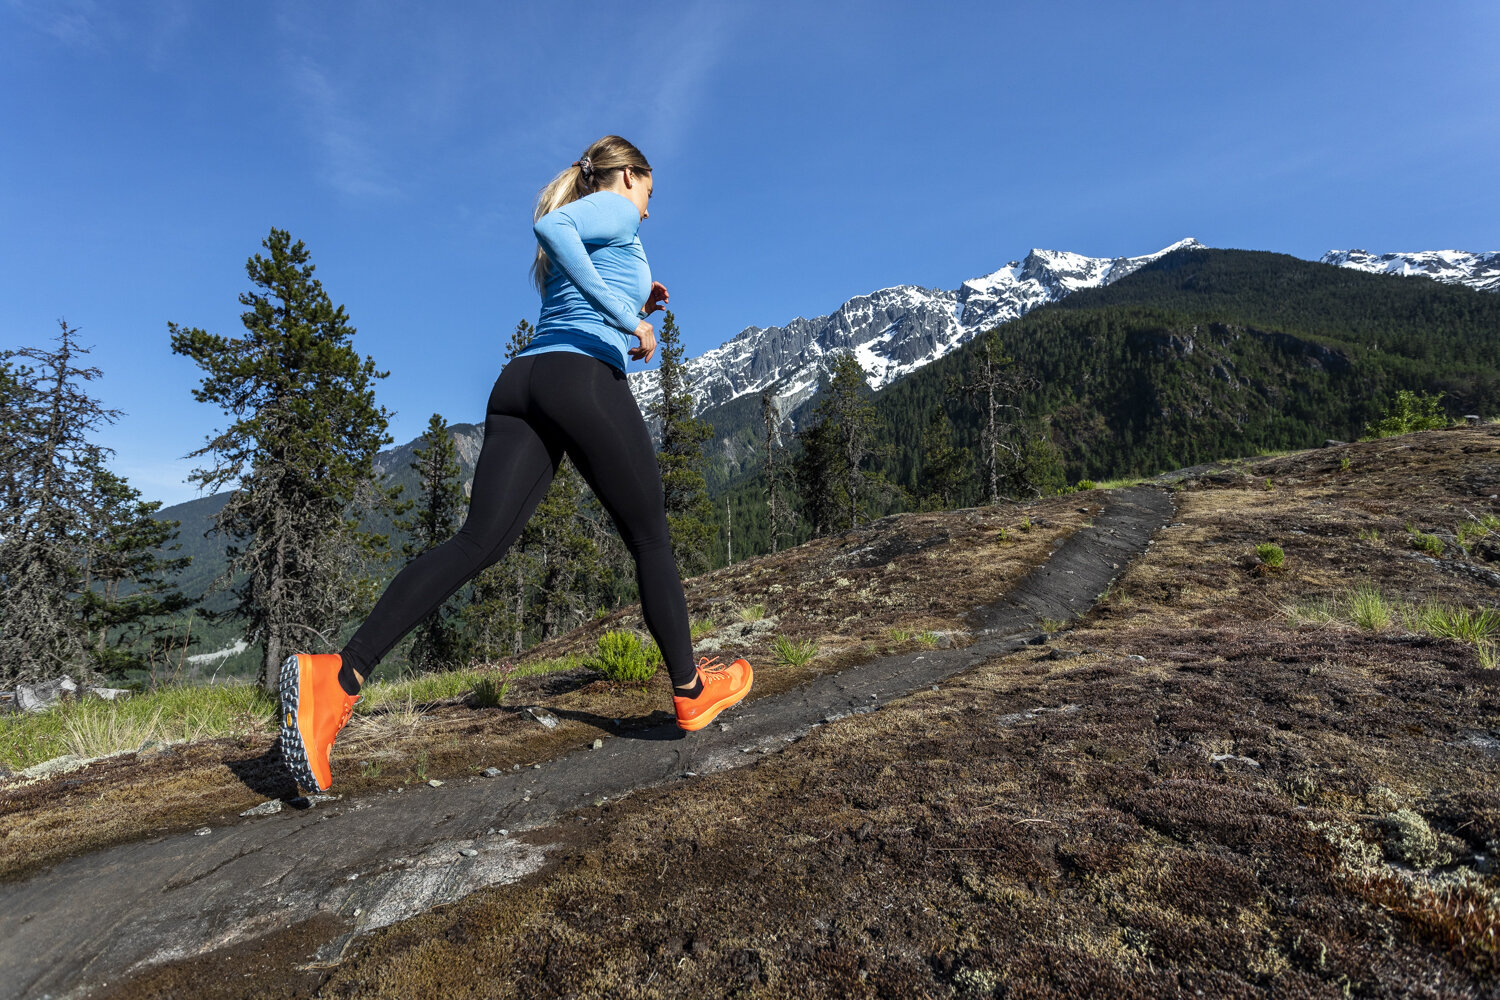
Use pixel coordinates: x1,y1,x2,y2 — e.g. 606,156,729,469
279,653,359,792
674,655,754,732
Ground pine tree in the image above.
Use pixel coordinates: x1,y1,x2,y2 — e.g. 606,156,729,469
949,329,1039,504
75,464,193,677
792,416,846,538
0,323,122,682
465,320,536,659
917,404,973,511
762,388,788,553
170,229,393,692
393,413,468,671
651,311,715,575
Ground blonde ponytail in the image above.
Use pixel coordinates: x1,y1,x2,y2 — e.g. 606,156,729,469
530,135,652,295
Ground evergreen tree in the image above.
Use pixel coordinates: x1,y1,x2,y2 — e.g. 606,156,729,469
917,404,973,510
949,329,1039,504
170,229,393,692
76,464,193,677
761,388,788,553
393,413,467,670
0,323,121,682
525,460,596,639
792,416,846,538
651,310,715,575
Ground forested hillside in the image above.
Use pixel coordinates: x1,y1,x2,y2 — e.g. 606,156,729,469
706,248,1500,563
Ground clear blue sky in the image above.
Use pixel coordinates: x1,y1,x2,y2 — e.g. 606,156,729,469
3,1,1497,507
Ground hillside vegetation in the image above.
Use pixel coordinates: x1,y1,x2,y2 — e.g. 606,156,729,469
709,249,1500,562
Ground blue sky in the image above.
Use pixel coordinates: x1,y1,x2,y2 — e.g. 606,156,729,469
3,1,1497,507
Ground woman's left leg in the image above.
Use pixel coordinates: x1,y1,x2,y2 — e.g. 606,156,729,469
338,357,562,687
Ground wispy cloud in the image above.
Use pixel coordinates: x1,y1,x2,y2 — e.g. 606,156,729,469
285,54,401,200
6,0,111,48
637,2,742,159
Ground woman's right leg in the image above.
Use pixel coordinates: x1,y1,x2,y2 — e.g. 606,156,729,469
338,355,562,689
525,352,699,690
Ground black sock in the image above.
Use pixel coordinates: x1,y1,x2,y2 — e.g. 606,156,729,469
337,658,363,697
674,676,703,699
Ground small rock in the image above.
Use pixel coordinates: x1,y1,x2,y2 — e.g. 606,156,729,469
240,799,284,817
498,828,509,837
1125,654,1146,662
18,754,86,781
460,848,479,858
137,740,167,755
487,827,496,835
1044,648,1082,661
591,739,604,750
526,707,560,730
352,907,362,917
306,793,340,805
346,873,359,881
1025,633,1050,645
15,675,78,713
483,767,502,777
194,827,211,836
1211,753,1261,769
512,764,521,771
85,687,132,702
532,763,542,770
428,779,444,787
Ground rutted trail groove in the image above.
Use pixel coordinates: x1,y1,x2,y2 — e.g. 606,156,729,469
0,487,1172,1000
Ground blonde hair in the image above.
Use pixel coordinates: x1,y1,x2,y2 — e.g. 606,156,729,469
531,135,652,295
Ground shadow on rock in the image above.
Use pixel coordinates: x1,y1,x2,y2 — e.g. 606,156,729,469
225,745,300,801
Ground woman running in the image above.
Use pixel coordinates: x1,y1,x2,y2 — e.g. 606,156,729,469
279,135,753,793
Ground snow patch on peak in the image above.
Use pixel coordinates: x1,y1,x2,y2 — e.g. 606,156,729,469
1322,247,1500,294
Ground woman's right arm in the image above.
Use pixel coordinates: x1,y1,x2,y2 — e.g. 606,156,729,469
533,197,644,334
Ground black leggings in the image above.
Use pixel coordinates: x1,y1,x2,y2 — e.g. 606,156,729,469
340,350,697,688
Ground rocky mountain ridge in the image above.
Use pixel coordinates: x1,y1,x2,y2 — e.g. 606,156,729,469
626,238,1207,423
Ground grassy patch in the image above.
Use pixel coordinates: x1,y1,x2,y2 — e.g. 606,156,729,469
1348,583,1393,630
587,630,662,684
1402,603,1500,645
689,617,717,640
734,604,767,623
0,683,275,771
772,635,818,667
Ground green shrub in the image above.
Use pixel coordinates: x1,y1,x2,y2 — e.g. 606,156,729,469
1406,524,1445,557
772,635,818,667
1263,477,1276,492
1358,527,1381,543
588,630,662,683
1075,479,1096,490
1339,456,1351,472
1365,389,1448,439
1254,542,1285,568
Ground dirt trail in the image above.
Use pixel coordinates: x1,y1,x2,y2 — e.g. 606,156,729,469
0,487,1172,1000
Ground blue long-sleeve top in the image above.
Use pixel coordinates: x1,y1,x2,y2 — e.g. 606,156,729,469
516,191,651,374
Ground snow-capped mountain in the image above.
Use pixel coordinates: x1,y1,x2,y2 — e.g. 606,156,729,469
1321,248,1500,294
628,238,1205,422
